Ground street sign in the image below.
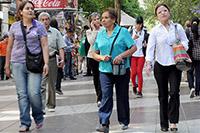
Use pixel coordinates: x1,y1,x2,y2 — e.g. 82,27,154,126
30,0,67,10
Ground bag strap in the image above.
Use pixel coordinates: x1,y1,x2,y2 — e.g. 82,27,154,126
109,27,121,56
174,24,180,44
20,21,31,54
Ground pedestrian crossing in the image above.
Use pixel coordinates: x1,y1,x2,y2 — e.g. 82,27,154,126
0,75,200,132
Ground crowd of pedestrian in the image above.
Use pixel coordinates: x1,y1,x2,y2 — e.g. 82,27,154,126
0,0,199,132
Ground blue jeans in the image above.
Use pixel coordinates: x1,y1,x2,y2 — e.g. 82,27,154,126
99,69,130,126
64,52,73,77
12,63,44,127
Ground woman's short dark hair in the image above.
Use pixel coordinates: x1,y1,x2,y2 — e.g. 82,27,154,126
16,1,35,21
103,8,118,23
191,16,199,40
154,3,170,16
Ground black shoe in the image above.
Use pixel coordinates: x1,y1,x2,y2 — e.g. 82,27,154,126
56,90,63,95
70,77,77,80
96,125,109,133
136,92,143,98
133,87,137,94
83,73,92,76
170,127,178,132
161,127,168,132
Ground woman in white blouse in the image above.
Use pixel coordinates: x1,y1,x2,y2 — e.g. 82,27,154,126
145,3,188,132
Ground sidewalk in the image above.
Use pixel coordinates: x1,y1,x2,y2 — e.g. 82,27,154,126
0,74,200,133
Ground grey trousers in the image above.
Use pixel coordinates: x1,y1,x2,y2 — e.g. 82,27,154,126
41,57,58,109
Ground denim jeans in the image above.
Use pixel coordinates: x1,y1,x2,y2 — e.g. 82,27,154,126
12,63,44,127
64,52,73,77
99,69,130,126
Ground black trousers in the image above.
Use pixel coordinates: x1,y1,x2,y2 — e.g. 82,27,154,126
193,60,200,95
56,67,63,91
89,58,102,102
154,62,182,128
187,63,195,89
86,57,92,75
0,56,5,80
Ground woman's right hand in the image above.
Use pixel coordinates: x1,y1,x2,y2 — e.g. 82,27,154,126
102,55,111,61
43,64,49,76
145,62,152,76
4,65,11,78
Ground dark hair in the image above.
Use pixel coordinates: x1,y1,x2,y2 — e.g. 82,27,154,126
103,8,117,23
50,18,59,30
16,1,35,21
154,3,170,16
136,16,143,24
83,25,90,30
191,17,199,40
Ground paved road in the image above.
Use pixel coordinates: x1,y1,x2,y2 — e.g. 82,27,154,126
0,73,200,133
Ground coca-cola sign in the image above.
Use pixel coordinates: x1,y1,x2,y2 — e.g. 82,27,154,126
30,0,67,9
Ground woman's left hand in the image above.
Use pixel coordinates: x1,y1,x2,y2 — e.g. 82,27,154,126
113,55,123,64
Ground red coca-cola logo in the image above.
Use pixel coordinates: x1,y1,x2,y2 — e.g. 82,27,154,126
30,0,67,9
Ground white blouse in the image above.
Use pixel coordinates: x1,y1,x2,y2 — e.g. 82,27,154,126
86,28,100,58
131,28,145,57
145,22,188,66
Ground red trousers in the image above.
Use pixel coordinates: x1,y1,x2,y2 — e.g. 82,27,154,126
130,57,145,93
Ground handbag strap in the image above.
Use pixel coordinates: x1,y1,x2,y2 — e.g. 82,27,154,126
109,27,121,56
20,21,31,54
174,24,180,44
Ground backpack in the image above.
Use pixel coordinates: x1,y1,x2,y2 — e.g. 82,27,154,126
142,29,149,57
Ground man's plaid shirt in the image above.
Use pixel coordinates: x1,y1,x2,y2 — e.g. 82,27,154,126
190,27,200,60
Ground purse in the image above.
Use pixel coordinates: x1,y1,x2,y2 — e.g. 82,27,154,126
21,21,44,73
109,28,126,75
172,24,192,71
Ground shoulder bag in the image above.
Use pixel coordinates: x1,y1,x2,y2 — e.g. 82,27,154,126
172,24,192,71
109,28,126,75
21,21,44,73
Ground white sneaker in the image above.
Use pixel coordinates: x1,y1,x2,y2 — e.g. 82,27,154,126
48,108,55,112
189,88,195,98
97,101,101,107
120,123,128,130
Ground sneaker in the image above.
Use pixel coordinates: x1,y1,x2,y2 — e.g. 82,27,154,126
136,92,143,98
19,125,29,132
189,88,195,98
36,121,43,129
48,108,55,112
96,124,109,133
97,101,101,107
133,86,137,94
120,123,128,130
56,90,63,95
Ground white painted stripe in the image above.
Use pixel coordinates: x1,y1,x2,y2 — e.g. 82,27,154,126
0,94,198,121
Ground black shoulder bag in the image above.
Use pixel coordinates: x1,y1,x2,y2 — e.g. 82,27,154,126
21,21,44,73
109,28,126,75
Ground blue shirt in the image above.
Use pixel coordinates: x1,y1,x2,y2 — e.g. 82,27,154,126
93,24,135,73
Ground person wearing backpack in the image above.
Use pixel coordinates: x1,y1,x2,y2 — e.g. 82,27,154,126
130,16,146,98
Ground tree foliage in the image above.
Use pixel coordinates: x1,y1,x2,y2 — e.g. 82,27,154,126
78,0,143,18
122,0,144,18
143,0,200,28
